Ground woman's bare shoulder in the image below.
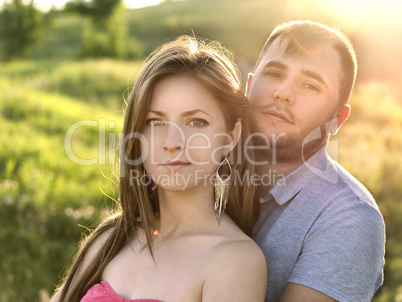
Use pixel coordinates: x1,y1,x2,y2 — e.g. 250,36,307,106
208,216,266,264
201,228,267,302
213,235,266,268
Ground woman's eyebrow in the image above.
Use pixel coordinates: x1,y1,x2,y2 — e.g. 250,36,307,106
181,109,212,117
147,110,165,116
148,109,212,117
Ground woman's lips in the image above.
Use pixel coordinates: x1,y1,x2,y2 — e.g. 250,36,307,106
161,161,190,171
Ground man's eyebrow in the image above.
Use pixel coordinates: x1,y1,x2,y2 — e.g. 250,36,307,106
302,69,328,87
262,60,288,71
148,109,212,117
262,60,329,88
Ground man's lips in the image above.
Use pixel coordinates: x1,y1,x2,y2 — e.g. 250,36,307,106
161,161,190,171
262,109,292,123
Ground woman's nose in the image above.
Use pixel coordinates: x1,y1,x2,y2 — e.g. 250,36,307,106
162,122,185,152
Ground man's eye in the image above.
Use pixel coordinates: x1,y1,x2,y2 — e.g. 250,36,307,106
304,84,320,91
146,119,164,127
189,119,207,127
265,71,282,78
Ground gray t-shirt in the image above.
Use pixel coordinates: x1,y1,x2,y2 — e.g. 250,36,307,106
253,145,385,302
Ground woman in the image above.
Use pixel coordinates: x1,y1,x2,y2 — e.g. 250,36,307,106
51,36,267,302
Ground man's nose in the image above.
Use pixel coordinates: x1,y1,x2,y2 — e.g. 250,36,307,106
273,80,294,104
162,123,184,152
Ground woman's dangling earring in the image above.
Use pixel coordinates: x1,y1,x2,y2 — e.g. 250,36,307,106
214,157,232,224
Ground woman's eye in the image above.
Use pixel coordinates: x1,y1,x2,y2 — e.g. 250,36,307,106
189,119,207,127
146,119,164,127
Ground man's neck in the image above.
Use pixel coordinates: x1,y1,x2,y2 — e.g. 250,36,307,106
254,142,326,197
256,161,302,197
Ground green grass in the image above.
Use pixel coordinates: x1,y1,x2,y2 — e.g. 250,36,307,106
0,59,141,301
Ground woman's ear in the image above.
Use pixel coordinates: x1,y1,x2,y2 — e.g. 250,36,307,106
223,121,242,156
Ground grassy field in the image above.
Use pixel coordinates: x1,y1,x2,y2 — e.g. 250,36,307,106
1,0,402,300
0,59,133,301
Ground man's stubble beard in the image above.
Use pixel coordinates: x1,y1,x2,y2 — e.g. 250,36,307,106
250,121,328,165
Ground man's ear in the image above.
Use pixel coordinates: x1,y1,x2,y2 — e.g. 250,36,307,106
330,105,350,135
339,105,351,125
245,73,253,96
223,121,242,157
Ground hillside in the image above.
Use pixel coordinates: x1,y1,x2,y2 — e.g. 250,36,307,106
27,0,402,86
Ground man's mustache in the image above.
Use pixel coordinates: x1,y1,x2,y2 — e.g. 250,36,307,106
258,104,296,124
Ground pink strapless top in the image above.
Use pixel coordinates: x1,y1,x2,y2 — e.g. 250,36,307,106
81,281,164,302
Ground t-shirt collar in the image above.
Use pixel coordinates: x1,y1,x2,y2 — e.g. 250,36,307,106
260,143,329,206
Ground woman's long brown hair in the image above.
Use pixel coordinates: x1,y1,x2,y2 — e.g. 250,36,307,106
57,36,259,302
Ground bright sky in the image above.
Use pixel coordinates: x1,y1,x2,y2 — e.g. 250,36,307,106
0,0,164,11
1,0,401,30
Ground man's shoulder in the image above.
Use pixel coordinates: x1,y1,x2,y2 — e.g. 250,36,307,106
279,147,376,209
301,157,384,234
293,154,384,230
329,159,378,209
305,153,377,207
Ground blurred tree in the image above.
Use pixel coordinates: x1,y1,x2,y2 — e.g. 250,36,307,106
65,0,138,58
0,0,44,60
66,0,121,28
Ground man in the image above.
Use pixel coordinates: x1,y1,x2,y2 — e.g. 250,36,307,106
247,20,385,301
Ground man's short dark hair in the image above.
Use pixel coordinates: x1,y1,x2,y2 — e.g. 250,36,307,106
255,20,357,105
